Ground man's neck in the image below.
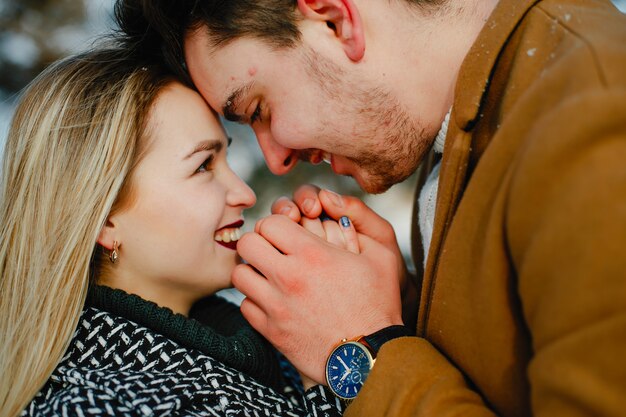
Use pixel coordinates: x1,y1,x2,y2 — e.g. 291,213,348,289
363,0,499,134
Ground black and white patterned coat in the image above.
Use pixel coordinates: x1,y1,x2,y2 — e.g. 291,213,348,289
22,306,344,416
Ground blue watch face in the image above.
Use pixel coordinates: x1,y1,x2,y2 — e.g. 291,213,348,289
325,341,374,399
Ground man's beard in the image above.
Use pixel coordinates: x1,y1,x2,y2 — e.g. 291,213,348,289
301,47,434,194
346,93,429,194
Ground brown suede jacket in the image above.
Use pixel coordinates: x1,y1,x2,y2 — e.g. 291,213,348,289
347,0,626,415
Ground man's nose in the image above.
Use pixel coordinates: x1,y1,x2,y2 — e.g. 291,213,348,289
256,131,298,175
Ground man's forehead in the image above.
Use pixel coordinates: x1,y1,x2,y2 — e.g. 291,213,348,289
184,38,237,100
192,40,258,83
185,33,279,116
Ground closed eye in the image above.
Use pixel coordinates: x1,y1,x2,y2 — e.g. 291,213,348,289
250,103,262,125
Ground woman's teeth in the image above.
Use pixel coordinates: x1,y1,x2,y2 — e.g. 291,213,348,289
215,228,242,243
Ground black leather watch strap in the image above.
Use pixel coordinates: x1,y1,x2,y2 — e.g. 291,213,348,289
362,325,414,355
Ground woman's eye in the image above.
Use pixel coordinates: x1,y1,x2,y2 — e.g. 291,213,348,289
195,155,214,174
250,103,262,125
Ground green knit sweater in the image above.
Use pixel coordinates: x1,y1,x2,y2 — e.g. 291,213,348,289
87,285,285,390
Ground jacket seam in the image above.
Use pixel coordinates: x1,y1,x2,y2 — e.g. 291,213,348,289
535,5,609,88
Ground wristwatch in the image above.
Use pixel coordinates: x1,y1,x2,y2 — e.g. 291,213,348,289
325,325,412,400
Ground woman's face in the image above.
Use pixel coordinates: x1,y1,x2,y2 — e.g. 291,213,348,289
109,82,256,314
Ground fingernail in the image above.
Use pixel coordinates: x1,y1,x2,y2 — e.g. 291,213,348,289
302,198,314,213
340,216,351,228
325,189,343,208
280,206,292,215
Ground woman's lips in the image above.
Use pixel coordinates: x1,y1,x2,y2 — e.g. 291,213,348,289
217,240,238,250
215,220,244,251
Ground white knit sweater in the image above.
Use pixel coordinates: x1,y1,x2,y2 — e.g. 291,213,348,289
418,110,450,267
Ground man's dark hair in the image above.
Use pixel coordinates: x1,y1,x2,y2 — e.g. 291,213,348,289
114,0,301,85
114,0,446,84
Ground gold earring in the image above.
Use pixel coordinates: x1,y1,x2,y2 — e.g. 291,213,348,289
109,241,119,264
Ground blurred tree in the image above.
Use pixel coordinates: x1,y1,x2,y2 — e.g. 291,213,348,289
0,0,88,95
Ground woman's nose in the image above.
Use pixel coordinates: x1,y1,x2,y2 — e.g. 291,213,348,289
226,172,257,209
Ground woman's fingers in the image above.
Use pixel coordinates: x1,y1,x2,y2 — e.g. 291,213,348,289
321,218,344,248
271,196,302,222
301,216,326,239
338,216,360,254
293,184,323,218
318,189,397,247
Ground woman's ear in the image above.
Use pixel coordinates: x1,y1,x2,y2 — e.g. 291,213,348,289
296,0,365,61
96,218,117,251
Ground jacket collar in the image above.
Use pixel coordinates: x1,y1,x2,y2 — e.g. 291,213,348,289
416,0,542,336
452,0,541,132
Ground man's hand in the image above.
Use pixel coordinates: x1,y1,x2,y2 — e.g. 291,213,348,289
272,185,409,297
232,214,404,384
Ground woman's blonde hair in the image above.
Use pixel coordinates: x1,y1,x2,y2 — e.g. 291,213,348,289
0,47,171,416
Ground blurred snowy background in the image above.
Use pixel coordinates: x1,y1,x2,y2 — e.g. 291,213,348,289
1,0,625,265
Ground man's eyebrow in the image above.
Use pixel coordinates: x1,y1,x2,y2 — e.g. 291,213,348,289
185,139,224,159
222,82,254,122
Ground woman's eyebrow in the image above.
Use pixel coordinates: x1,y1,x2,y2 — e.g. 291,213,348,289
222,81,254,122
185,139,224,159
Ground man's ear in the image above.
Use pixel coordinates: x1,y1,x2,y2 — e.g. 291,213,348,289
296,0,365,61
96,218,118,251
